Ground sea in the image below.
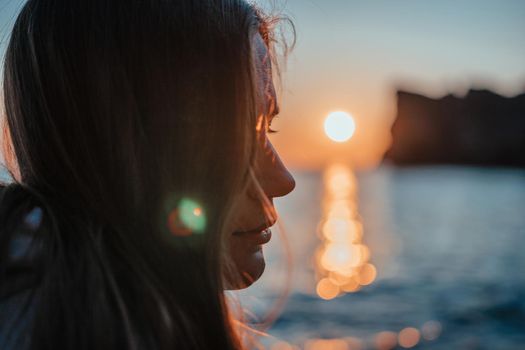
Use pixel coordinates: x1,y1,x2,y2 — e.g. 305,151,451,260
236,165,525,350
1,165,524,349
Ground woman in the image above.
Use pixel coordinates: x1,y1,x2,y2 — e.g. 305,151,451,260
0,0,295,349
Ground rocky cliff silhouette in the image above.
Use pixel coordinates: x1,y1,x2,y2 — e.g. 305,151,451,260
384,89,525,166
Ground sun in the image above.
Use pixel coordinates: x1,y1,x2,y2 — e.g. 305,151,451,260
324,111,356,142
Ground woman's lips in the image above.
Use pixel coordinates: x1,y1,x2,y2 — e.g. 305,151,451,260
232,228,272,245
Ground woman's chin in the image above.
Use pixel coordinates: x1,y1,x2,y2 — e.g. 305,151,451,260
225,240,267,290
239,247,266,287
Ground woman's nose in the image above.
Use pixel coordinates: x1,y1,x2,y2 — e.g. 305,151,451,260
259,139,296,199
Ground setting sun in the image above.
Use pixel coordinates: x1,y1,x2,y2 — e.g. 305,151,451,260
324,111,356,143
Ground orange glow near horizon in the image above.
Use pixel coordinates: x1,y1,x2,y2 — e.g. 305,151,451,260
269,95,395,170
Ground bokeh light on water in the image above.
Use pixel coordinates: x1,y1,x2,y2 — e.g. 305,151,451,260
398,327,421,348
240,166,525,349
315,163,376,299
374,331,397,350
421,320,442,341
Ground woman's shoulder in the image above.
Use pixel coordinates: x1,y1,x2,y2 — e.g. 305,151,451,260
0,289,35,350
0,183,44,349
0,183,44,295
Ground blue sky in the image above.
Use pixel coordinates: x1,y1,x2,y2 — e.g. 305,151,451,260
280,0,525,95
3,0,522,93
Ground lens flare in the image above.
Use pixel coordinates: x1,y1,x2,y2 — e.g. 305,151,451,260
167,209,191,236
166,197,206,236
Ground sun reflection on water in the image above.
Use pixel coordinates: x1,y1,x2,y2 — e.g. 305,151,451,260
267,167,446,349
315,163,376,300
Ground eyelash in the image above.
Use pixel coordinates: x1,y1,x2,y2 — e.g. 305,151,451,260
267,116,278,134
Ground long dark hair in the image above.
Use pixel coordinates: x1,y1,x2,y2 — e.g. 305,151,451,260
0,0,280,349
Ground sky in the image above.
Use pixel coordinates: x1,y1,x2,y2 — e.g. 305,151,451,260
1,0,525,169
264,0,525,169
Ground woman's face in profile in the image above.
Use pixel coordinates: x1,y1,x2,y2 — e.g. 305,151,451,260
226,33,296,289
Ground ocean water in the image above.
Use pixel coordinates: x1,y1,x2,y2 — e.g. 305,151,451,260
238,165,525,350
1,165,523,349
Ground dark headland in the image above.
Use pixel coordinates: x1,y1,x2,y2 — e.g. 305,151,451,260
384,89,525,166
